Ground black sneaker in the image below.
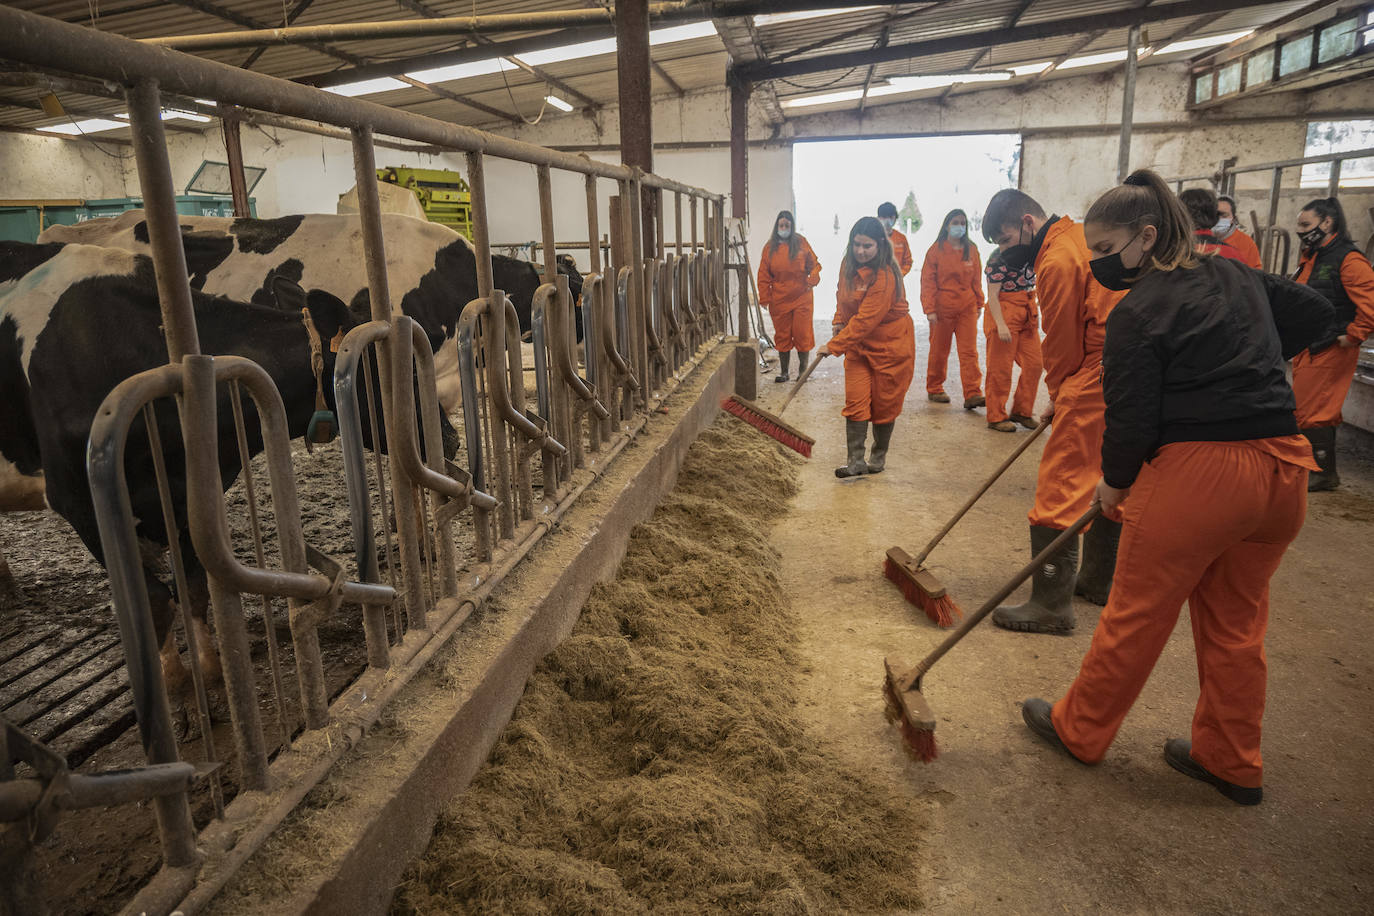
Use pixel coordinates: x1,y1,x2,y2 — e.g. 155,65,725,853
1021,698,1089,764
1163,739,1262,806
774,373,789,383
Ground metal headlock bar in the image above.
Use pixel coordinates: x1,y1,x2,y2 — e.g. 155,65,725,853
0,6,727,915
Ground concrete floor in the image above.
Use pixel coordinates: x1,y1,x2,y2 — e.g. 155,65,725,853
761,319,1374,914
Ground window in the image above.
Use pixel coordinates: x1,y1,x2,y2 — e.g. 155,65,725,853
1301,119,1374,188
1279,32,1313,76
1318,16,1359,62
1245,47,1274,87
1193,72,1214,104
1216,59,1242,95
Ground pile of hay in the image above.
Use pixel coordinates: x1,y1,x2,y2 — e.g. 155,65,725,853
393,419,926,914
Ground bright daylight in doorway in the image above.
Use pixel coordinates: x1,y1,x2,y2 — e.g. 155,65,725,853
790,133,1022,300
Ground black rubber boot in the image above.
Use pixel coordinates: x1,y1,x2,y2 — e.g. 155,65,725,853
993,525,1078,633
867,422,894,474
797,350,810,374
834,419,869,478
775,351,791,383
1074,517,1122,606
1302,426,1340,491
1164,739,1262,806
1021,698,1089,764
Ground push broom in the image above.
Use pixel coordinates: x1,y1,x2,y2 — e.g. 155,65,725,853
722,353,826,457
883,504,1102,762
884,420,1049,627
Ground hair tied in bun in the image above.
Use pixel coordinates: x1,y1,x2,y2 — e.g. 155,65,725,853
1123,173,1151,187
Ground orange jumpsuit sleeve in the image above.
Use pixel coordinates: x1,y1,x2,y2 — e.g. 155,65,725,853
1339,251,1374,343
970,245,985,309
1036,243,1089,402
919,243,940,315
897,234,914,276
828,268,899,355
756,243,774,305
1232,230,1263,271
803,239,822,288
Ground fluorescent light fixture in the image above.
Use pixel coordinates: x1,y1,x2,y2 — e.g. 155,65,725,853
1009,61,1053,76
545,94,574,112
783,72,1012,108
648,22,718,45
755,6,881,26
1154,29,1254,55
324,76,408,96
37,117,127,135
518,21,715,66
1057,49,1130,70
164,108,211,122
408,58,511,83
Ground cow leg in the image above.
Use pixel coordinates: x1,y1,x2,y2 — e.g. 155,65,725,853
184,567,222,686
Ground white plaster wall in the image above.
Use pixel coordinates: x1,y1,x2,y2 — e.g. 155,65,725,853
0,131,135,200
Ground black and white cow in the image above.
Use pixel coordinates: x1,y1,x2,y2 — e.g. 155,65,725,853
0,241,378,697
40,211,585,414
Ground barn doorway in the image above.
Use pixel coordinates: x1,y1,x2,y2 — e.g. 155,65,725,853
790,133,1023,276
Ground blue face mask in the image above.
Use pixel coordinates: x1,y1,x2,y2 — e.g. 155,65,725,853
1213,218,1233,237
777,228,792,240
948,224,966,240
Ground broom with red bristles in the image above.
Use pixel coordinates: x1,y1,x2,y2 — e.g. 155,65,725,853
722,353,826,457
884,505,1102,761
883,420,1049,627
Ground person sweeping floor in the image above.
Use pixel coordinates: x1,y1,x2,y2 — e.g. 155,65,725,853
1020,169,1337,806
757,209,822,383
820,216,916,479
980,188,1125,626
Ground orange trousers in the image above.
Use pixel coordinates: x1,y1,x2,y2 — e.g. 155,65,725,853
843,316,916,424
1052,439,1311,787
926,306,982,399
1292,343,1360,428
770,303,815,353
984,296,1043,424
1028,365,1104,529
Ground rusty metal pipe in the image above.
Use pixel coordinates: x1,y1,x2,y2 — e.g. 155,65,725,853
485,290,568,454
0,763,198,823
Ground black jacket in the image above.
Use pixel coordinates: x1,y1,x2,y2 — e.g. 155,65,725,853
1101,257,1336,488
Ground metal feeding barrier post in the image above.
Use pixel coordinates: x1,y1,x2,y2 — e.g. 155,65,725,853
0,6,727,914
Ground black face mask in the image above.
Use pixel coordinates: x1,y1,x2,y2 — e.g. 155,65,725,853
1089,231,1145,291
1298,226,1327,251
1000,225,1033,271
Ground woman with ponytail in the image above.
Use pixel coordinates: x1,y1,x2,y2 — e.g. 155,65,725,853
1018,169,1336,807
757,210,822,382
819,216,916,478
1291,196,1374,490
920,209,986,409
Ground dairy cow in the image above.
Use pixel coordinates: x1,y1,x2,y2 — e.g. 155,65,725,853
0,241,376,697
41,211,585,414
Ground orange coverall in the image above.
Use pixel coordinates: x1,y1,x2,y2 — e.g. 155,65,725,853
888,228,914,277
1053,436,1317,787
1227,228,1264,270
757,236,822,352
1291,242,1374,428
829,264,916,424
984,289,1043,424
921,240,985,400
1029,216,1125,529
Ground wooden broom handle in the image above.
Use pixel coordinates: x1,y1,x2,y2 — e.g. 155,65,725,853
777,352,826,416
913,418,1050,566
901,504,1102,689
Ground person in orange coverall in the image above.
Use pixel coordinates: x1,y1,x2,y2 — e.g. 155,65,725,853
1019,168,1336,807
921,209,986,409
981,187,1126,628
877,201,914,277
1290,196,1374,491
983,250,1043,432
1216,196,1264,270
757,209,822,383
820,215,916,479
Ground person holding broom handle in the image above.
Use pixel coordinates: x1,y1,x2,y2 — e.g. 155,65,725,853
980,188,1126,626
757,210,822,383
819,216,916,479
1020,169,1337,806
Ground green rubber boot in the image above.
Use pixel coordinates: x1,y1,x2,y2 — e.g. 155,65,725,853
1075,517,1122,606
867,422,894,474
993,525,1078,634
834,419,869,478
1302,426,1340,492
